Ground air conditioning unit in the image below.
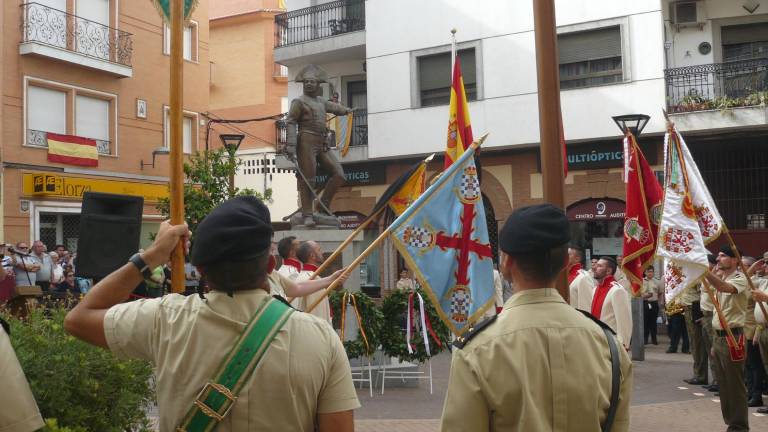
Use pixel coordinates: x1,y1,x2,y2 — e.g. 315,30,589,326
670,0,705,31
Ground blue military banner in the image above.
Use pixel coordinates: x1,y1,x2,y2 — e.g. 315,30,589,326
389,139,494,336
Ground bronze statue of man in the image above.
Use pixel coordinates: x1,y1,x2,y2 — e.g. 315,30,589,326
286,64,353,227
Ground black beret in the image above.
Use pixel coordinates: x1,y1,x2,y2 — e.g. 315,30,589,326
500,204,570,254
718,244,741,258
191,196,273,266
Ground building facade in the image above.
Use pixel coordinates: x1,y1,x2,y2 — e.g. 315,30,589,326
274,0,768,286
2,0,210,250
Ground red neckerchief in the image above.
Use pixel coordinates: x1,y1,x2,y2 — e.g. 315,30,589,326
302,263,319,272
591,275,615,318
283,258,302,272
568,263,582,285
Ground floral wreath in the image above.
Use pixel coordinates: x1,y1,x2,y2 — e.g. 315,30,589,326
379,289,451,363
329,291,383,359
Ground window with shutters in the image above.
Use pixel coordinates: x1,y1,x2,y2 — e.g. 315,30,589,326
164,21,199,62
417,48,478,107
558,26,623,90
25,78,116,155
163,106,198,154
722,22,768,62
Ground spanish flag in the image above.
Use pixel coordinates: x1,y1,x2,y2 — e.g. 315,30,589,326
388,163,426,216
444,58,473,169
47,133,98,167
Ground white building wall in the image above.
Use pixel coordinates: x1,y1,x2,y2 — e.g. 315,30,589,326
366,0,667,159
235,151,299,221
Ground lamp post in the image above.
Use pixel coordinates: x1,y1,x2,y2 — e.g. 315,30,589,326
220,134,244,197
612,113,650,362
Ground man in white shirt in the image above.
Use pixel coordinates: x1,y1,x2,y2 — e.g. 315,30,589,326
590,256,632,348
276,236,302,281
296,241,333,323
567,246,596,311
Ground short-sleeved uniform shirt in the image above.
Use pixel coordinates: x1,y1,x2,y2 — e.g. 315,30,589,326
104,289,360,432
0,326,44,432
440,289,633,432
641,279,663,302
680,283,700,306
713,271,749,330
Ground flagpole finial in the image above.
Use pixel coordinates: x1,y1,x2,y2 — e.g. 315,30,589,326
451,28,457,35
470,132,490,150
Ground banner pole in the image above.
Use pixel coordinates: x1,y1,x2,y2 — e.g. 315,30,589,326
169,0,185,293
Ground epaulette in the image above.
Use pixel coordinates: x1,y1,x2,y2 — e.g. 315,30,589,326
272,295,297,310
0,316,9,336
453,315,497,349
577,309,616,336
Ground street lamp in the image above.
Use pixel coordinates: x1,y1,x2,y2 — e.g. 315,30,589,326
611,114,650,137
219,134,244,197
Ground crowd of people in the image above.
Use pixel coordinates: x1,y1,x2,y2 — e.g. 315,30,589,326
0,241,87,303
567,243,768,430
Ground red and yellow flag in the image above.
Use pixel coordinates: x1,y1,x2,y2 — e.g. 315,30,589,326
444,58,473,169
388,163,426,216
47,133,98,167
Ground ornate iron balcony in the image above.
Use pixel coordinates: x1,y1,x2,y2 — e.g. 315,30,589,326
27,129,112,156
665,58,768,113
21,2,133,67
275,0,365,48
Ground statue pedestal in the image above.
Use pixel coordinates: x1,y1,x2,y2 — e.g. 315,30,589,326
273,229,366,292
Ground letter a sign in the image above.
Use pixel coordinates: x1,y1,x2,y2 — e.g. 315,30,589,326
151,0,198,21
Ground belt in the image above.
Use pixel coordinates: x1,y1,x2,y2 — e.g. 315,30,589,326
715,327,743,337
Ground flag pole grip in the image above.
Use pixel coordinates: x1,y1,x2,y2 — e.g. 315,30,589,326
305,227,392,313
287,205,385,304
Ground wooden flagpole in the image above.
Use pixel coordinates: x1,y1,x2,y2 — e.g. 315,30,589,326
306,135,487,313
532,0,568,301
169,0,185,293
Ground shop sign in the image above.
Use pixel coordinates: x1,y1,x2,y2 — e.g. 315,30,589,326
567,198,625,221
23,173,169,202
315,163,386,186
567,141,657,170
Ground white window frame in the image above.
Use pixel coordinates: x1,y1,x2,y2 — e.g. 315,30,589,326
556,17,632,90
163,20,199,63
23,76,119,157
29,200,82,247
162,105,199,154
409,39,484,109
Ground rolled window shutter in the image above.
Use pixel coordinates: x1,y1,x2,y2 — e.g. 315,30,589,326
558,26,621,64
722,23,768,46
75,95,109,141
29,86,67,134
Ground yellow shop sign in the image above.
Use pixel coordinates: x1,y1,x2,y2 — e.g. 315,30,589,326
23,173,169,202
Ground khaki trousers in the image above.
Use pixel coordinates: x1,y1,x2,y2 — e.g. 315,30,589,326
712,334,749,432
701,310,718,385
684,305,707,382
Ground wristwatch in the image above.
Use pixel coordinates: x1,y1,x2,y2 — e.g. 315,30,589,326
129,253,152,279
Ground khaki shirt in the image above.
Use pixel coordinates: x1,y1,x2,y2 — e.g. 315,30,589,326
0,326,44,432
614,270,631,293
712,271,749,330
700,283,715,312
641,279,662,302
440,289,632,432
680,283,700,306
104,290,360,432
755,278,768,326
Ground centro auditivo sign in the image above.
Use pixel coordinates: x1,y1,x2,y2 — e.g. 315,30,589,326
23,173,169,203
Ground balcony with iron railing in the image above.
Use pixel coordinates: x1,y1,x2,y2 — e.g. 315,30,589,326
665,58,768,114
20,2,133,77
273,0,365,65
27,129,112,156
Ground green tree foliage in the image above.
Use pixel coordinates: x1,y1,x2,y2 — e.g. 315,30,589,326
2,307,155,431
156,149,273,235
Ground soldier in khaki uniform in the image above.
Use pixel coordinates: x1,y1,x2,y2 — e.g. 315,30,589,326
441,204,632,432
706,245,750,432
752,275,768,414
641,267,663,345
742,256,765,407
64,197,359,432
700,254,719,392
681,282,706,384
0,319,44,432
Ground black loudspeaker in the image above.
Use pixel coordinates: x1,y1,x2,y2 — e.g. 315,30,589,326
75,192,144,279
